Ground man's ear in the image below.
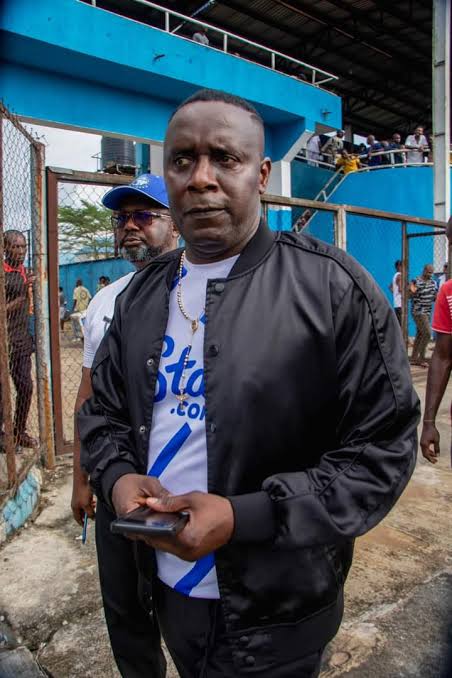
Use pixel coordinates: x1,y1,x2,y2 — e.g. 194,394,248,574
259,157,272,195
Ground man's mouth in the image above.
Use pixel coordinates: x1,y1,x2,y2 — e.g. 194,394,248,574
185,206,226,216
122,238,143,247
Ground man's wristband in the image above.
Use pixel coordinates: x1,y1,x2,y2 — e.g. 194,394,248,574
423,419,435,423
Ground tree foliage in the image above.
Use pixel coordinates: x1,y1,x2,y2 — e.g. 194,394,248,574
58,200,114,260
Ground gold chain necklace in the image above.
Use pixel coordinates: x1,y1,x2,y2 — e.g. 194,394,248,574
176,251,204,405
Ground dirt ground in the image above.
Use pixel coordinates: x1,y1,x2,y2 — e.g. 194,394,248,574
0,368,451,677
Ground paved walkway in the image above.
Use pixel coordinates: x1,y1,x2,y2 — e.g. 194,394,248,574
0,370,450,677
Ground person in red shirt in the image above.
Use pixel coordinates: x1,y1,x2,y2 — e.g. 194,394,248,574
420,216,452,463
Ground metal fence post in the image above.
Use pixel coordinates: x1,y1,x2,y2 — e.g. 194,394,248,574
334,206,347,250
401,222,409,347
0,110,16,487
31,143,55,469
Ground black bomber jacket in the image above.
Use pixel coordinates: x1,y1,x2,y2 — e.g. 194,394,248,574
79,221,419,674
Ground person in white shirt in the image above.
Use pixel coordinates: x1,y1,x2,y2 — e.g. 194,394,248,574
70,173,178,677
389,259,402,325
192,26,209,45
404,126,428,164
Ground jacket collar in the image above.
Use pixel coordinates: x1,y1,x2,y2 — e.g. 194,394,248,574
229,218,275,277
154,217,276,284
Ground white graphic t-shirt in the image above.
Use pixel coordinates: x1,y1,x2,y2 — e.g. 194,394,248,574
83,272,135,368
148,253,238,599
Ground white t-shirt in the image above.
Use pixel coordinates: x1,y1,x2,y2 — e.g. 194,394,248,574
392,271,402,309
82,272,135,368
404,134,428,164
147,253,238,599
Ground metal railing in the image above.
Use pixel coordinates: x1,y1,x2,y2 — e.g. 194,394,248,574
83,0,338,87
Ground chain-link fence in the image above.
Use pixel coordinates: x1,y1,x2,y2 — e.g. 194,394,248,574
404,228,448,365
0,103,52,494
47,170,133,452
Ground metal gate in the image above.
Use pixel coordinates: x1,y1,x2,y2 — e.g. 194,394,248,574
46,168,133,454
0,104,54,495
401,224,449,351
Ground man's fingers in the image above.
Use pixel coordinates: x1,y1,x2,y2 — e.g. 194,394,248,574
72,508,84,526
433,440,440,457
146,493,191,513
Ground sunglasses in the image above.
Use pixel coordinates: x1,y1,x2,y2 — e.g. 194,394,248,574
111,210,171,230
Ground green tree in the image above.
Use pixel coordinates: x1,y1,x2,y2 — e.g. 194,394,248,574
58,200,114,260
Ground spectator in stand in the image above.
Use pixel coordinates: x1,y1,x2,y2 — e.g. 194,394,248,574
388,133,405,165
335,149,361,175
192,26,209,46
404,126,428,164
380,141,392,165
366,135,385,167
321,130,344,165
306,133,321,165
410,264,437,367
419,218,452,464
389,259,402,325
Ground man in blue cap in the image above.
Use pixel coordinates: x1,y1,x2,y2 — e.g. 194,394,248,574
71,173,178,678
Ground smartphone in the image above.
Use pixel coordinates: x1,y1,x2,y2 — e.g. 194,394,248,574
111,506,189,538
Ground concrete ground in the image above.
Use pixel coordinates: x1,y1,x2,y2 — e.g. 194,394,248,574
0,369,450,677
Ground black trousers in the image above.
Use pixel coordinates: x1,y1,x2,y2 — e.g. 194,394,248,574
154,580,324,678
95,501,166,678
0,347,33,437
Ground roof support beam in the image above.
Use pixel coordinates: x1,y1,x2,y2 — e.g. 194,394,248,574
370,0,431,37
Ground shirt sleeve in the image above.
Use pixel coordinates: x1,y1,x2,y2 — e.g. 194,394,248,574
82,307,96,368
432,285,452,334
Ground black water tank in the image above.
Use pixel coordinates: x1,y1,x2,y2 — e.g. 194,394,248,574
101,136,135,168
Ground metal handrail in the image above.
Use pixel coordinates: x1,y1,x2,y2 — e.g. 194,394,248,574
83,0,338,86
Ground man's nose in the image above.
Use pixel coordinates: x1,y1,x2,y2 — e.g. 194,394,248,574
124,215,139,230
188,156,218,191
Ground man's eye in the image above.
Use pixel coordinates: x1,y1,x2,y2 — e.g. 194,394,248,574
218,154,237,164
174,157,192,167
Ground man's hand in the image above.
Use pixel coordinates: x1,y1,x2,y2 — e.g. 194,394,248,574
141,491,234,561
111,473,170,517
71,476,96,525
420,422,440,464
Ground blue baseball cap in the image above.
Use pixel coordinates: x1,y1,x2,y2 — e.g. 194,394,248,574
102,173,169,210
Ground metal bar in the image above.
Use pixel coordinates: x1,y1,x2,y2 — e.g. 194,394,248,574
31,143,55,470
164,11,170,32
223,33,228,53
46,168,65,455
271,52,276,69
401,222,409,348
46,167,133,185
407,230,445,239
0,112,16,487
335,206,347,250
81,0,338,83
261,193,447,228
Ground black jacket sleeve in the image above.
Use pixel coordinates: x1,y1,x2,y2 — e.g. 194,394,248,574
78,307,138,510
229,277,420,547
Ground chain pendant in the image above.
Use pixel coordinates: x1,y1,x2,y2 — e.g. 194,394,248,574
191,319,199,332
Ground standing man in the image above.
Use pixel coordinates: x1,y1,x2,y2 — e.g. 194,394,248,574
388,133,405,165
71,173,179,678
366,134,384,167
79,89,419,678
321,129,344,165
404,126,429,164
192,26,209,45
420,218,452,464
1,230,36,448
71,278,91,340
389,259,402,325
410,264,437,367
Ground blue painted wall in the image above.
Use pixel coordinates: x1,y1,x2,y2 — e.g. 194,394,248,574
0,0,341,160
291,160,333,200
59,258,134,308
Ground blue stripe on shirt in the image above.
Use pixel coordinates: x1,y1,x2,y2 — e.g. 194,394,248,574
174,553,216,596
148,423,192,478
